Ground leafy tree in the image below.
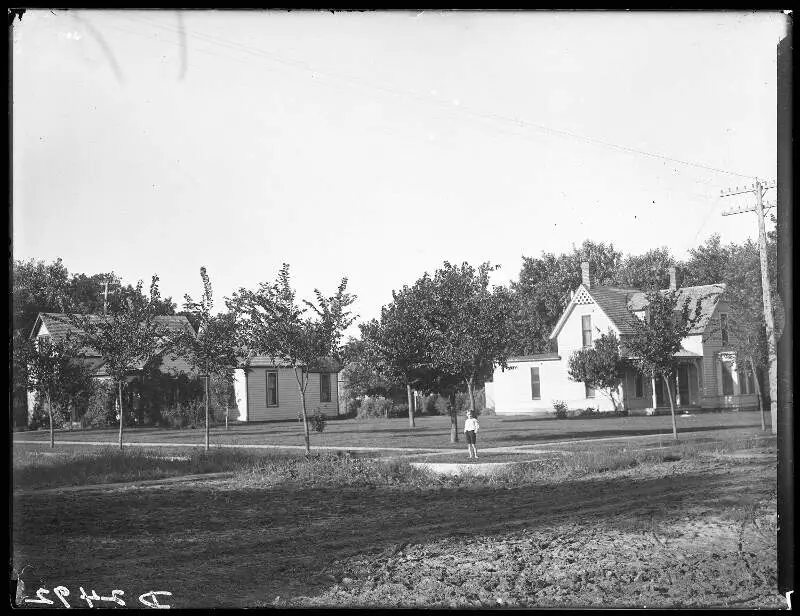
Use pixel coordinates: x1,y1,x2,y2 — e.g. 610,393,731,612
12,257,72,333
625,290,702,441
24,333,93,447
567,332,627,412
230,264,356,455
681,234,734,286
510,240,622,355
359,283,435,428
416,262,516,442
616,247,676,290
177,267,244,450
65,276,174,450
339,337,395,400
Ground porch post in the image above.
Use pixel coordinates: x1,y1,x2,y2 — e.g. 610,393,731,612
675,367,682,407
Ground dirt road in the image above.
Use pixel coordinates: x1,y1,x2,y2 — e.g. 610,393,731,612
12,451,779,608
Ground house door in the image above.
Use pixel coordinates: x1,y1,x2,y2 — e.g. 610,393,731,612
678,365,690,406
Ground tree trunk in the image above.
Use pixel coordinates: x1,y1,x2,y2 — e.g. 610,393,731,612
300,390,311,455
449,392,459,443
750,358,766,431
204,375,210,452
47,391,54,449
406,383,415,428
662,373,678,441
118,381,124,451
466,377,476,414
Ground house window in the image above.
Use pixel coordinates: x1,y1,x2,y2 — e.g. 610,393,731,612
582,315,592,348
266,371,279,407
585,382,595,399
530,367,541,400
738,366,755,395
720,313,729,346
721,361,734,396
320,373,332,403
634,374,644,398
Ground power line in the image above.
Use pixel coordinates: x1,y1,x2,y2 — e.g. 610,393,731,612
122,12,758,181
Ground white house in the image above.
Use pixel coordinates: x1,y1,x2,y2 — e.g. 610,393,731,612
492,263,759,415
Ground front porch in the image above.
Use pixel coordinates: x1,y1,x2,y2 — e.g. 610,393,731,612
622,357,703,416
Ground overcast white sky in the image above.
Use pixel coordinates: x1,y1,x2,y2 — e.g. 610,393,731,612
12,10,788,333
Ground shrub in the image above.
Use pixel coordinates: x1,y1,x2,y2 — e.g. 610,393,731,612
309,408,327,432
422,394,450,416
81,381,117,428
579,407,600,418
551,400,568,419
389,402,409,418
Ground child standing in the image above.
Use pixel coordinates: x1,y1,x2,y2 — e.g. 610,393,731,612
464,412,480,459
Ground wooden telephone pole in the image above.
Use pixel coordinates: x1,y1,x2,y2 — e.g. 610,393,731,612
720,178,778,434
100,275,119,315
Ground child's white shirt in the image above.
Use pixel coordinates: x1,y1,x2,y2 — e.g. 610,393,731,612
464,418,479,432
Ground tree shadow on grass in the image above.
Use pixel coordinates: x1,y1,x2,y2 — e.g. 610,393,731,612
500,424,762,443
11,460,775,608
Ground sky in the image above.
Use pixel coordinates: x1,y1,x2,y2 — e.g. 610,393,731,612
12,10,788,335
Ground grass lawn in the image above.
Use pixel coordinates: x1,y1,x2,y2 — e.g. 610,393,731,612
12,437,781,608
13,409,770,452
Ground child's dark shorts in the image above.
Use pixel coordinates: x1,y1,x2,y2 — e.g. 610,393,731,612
465,430,476,445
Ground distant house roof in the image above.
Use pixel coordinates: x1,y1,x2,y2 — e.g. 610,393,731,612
246,355,343,373
30,312,196,376
507,352,561,363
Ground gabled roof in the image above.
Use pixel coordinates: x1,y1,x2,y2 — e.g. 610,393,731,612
548,283,727,340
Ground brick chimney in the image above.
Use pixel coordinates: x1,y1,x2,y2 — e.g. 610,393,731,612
669,266,677,290
581,261,591,288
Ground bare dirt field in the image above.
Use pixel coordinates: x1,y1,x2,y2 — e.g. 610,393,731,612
12,442,781,609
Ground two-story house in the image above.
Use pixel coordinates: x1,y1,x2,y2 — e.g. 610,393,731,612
492,263,759,415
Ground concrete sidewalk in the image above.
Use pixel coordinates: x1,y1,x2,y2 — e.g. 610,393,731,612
13,439,447,455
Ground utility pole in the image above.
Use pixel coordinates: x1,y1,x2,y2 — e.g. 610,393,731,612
720,178,778,434
100,275,119,315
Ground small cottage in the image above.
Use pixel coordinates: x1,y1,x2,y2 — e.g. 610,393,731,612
232,356,341,421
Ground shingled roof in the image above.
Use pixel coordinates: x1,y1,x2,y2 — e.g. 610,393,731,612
246,355,343,373
550,283,727,340
623,284,726,335
30,313,196,376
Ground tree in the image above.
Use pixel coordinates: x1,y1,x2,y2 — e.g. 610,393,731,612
24,334,93,447
177,267,244,451
567,332,626,412
625,290,702,440
713,241,771,430
339,337,394,400
417,262,516,443
359,283,434,428
616,247,676,290
510,240,622,355
66,276,174,450
681,234,734,286
12,257,72,332
230,264,356,455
